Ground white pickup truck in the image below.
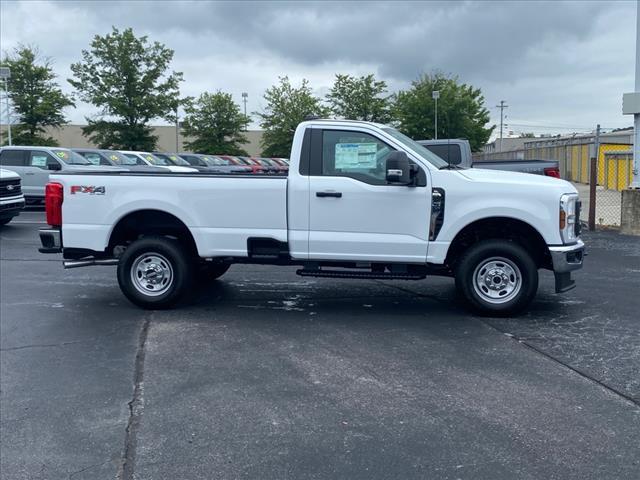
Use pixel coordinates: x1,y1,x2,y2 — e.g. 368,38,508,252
38,119,584,315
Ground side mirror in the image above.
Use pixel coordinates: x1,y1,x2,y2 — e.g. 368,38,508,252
386,151,412,185
47,162,62,171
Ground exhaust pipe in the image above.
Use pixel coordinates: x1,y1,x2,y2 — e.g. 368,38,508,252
63,258,119,269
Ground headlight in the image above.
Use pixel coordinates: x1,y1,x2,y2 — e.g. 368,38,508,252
559,193,579,244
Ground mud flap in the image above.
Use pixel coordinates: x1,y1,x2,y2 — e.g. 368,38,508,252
554,272,576,293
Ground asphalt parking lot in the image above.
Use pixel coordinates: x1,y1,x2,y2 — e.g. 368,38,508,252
1,210,639,479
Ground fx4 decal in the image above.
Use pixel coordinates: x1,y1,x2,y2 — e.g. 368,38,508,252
70,185,106,195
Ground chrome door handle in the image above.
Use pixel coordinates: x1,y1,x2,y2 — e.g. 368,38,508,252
316,191,342,198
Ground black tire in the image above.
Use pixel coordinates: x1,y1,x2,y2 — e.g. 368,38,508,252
198,263,230,281
455,239,538,317
117,236,194,309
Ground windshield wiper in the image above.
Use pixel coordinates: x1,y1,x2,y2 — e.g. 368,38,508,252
439,163,464,170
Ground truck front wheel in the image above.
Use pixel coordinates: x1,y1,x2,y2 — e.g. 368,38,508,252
455,240,538,316
117,236,194,309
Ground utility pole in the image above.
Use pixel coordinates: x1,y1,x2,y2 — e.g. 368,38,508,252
496,100,508,152
242,92,248,131
623,1,640,188
0,67,11,146
432,90,440,139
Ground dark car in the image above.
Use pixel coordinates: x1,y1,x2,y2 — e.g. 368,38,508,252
73,148,165,171
179,153,252,174
153,152,228,174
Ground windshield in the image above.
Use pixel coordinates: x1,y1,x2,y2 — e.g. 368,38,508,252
382,128,449,168
51,149,91,165
157,153,190,166
141,153,169,166
201,156,224,166
101,150,138,165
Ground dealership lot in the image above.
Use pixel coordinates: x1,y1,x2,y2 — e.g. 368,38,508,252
1,211,639,479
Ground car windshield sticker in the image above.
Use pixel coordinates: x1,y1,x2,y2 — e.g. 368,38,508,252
110,154,119,161
31,155,48,167
55,151,69,160
145,155,154,161
169,155,177,160
335,143,378,169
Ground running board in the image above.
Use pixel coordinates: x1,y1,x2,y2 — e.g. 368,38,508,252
296,269,425,280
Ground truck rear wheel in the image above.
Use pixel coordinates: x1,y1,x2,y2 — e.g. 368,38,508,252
455,239,538,317
117,236,194,309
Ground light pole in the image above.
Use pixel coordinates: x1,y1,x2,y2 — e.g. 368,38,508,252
432,90,440,139
0,67,11,146
241,92,248,131
175,106,179,152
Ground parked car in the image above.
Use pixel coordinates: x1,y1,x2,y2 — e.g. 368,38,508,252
74,148,166,172
218,155,266,174
259,157,288,174
119,151,198,173
153,152,227,174
0,169,26,225
179,153,252,174
0,146,122,203
38,119,583,316
240,156,280,174
418,139,561,178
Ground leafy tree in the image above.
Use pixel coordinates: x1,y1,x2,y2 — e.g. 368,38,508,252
326,73,392,123
1,46,74,146
182,92,249,155
519,132,536,138
257,76,328,157
394,72,494,151
69,27,183,150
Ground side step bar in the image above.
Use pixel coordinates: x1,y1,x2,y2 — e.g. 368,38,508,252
64,258,119,269
296,268,425,280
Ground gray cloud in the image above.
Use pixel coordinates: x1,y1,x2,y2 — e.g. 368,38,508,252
1,0,636,136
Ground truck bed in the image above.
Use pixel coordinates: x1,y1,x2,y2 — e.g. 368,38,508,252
471,159,560,176
56,172,289,257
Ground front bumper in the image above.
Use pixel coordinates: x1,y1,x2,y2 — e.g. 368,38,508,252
39,228,62,254
0,196,26,219
548,239,585,293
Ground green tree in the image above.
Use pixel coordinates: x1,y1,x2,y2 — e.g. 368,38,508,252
326,73,392,123
257,76,328,157
394,72,494,151
182,91,249,155
69,27,183,150
1,46,74,146
519,132,536,138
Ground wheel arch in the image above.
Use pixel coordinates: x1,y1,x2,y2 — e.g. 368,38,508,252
444,216,551,270
107,209,198,257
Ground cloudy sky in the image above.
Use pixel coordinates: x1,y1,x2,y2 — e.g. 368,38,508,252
1,0,637,138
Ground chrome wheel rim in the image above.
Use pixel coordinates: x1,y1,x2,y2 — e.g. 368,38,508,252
131,253,174,297
472,256,522,305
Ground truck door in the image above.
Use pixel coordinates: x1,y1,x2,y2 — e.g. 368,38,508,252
307,128,430,263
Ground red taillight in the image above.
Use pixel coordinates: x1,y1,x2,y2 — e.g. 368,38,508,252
45,182,63,226
544,167,560,179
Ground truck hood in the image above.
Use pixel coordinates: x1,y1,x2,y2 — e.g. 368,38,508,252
0,168,21,179
64,164,126,172
456,167,577,193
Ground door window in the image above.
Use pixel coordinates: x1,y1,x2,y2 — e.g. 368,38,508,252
321,130,394,185
0,150,26,166
29,151,56,169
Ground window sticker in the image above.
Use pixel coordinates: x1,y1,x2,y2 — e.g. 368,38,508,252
86,154,100,165
169,155,177,160
335,143,378,169
110,154,119,161
31,155,48,167
55,151,69,160
145,155,154,161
